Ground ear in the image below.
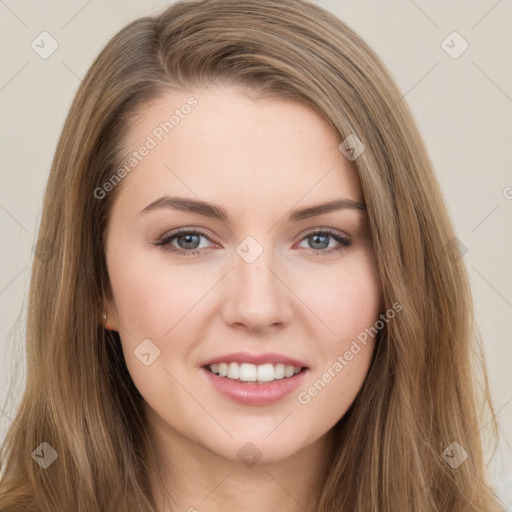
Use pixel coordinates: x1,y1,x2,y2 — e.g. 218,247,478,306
103,292,120,332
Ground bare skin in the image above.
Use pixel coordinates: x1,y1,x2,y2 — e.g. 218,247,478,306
104,83,383,511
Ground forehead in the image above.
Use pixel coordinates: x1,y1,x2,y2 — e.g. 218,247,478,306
113,84,363,218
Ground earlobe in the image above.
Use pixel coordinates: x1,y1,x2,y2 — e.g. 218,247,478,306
103,311,120,331
102,311,112,330
103,301,119,331
103,288,120,331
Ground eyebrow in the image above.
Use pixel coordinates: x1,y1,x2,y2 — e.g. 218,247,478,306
137,195,366,223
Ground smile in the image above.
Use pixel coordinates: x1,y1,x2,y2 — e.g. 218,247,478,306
207,362,303,382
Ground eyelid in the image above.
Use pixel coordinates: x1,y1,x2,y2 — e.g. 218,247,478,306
298,226,349,239
160,226,219,243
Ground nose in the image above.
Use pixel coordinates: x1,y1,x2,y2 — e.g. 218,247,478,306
221,244,294,333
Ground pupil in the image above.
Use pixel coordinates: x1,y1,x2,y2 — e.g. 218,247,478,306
310,234,328,250
179,234,200,250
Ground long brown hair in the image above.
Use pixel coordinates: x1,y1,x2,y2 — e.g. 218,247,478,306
0,0,502,510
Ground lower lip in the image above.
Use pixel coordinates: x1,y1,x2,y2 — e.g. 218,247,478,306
201,367,308,405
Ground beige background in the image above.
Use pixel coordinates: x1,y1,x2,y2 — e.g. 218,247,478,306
0,0,511,505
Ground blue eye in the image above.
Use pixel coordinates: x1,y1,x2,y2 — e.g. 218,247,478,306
298,230,352,254
155,229,214,256
155,228,351,256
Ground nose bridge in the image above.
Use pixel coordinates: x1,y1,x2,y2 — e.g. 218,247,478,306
221,235,293,329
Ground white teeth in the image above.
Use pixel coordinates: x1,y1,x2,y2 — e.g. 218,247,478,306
256,363,274,382
227,362,240,379
274,363,285,379
240,363,257,382
218,363,228,377
207,362,303,382
284,365,295,378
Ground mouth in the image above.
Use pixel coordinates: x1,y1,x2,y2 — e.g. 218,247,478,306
204,362,307,383
200,355,309,405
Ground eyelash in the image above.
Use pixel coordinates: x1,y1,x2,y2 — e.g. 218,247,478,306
154,228,352,257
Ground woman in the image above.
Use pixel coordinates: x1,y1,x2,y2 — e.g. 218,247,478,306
0,0,503,510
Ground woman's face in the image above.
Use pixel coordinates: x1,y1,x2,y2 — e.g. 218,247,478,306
104,84,383,464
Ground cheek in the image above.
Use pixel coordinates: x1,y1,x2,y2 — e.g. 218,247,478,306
297,250,382,340
293,249,381,412
106,243,207,335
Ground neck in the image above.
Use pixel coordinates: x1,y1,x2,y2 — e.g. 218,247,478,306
144,410,335,512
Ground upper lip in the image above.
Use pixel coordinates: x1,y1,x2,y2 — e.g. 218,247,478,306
201,352,308,368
